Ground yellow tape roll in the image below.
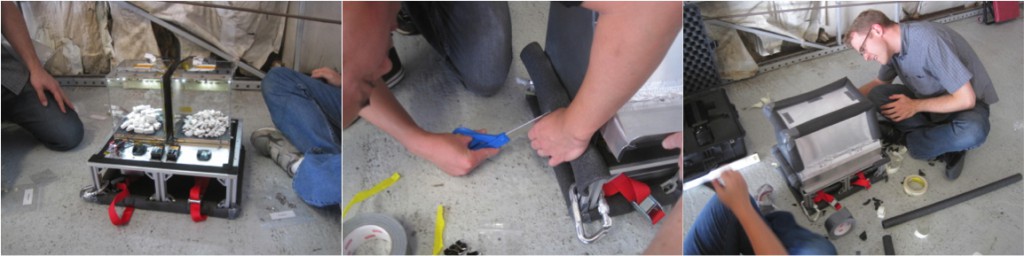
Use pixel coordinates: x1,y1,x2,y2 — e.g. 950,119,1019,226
903,175,928,196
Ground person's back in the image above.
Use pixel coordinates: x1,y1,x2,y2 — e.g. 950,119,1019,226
885,21,998,105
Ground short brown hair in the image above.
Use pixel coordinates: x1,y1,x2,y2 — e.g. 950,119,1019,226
843,9,897,47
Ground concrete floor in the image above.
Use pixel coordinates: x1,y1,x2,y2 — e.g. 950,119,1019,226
342,2,667,254
682,17,1024,254
1,88,341,254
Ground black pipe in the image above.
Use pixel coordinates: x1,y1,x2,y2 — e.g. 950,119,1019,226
882,173,1022,229
518,44,607,191
521,42,623,221
162,56,194,143
882,235,894,255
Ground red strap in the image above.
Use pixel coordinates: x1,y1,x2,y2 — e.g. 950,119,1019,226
108,182,134,226
649,208,666,225
190,178,210,222
852,172,871,190
813,190,842,210
602,175,665,224
603,175,649,201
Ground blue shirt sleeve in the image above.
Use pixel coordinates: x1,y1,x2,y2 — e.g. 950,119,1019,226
926,35,973,94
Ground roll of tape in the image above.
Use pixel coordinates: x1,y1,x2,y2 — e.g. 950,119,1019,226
824,207,856,239
903,175,928,196
343,214,408,255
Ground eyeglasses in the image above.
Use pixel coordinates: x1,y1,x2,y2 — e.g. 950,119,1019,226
857,29,873,55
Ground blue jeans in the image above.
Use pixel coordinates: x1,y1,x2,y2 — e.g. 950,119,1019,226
684,195,837,255
2,84,83,151
868,84,990,160
261,67,341,207
403,2,512,96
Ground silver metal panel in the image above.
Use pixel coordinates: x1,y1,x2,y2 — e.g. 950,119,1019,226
232,79,262,90
600,96,682,160
794,112,876,173
799,141,883,194
232,120,243,168
111,144,231,167
609,156,679,176
57,76,263,90
86,162,237,179
56,76,107,87
776,87,862,128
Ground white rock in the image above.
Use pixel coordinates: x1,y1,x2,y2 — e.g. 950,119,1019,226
182,109,229,138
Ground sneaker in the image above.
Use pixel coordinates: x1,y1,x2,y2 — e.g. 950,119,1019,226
382,47,405,88
943,150,967,180
756,184,776,215
395,7,419,35
251,127,303,178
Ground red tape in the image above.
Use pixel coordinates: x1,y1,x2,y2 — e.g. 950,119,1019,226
190,178,210,222
109,182,134,226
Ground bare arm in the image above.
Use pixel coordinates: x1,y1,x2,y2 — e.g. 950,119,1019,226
1,1,73,113
912,82,976,113
358,83,499,176
712,170,787,255
529,2,682,166
2,2,44,74
731,198,788,255
644,133,684,255
881,82,976,122
644,196,683,255
858,78,891,96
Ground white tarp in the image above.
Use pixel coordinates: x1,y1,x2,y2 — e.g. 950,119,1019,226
20,2,113,75
108,3,161,69
130,1,288,75
20,2,290,76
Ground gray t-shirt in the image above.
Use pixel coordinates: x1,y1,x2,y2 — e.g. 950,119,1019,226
1,41,29,95
879,21,998,105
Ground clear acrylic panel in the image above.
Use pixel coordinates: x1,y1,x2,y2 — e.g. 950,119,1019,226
170,59,235,146
106,59,169,144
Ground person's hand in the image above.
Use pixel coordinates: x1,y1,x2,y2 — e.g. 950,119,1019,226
881,94,919,122
411,130,500,176
29,69,74,113
662,132,682,170
528,108,590,166
711,170,752,212
311,67,341,87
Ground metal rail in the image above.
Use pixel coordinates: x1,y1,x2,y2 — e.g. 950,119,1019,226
703,1,904,21
162,1,340,24
57,76,263,90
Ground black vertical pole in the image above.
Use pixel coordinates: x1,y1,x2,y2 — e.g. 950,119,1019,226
162,56,192,143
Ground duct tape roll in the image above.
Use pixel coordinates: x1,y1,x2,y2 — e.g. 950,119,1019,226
824,207,856,239
903,175,928,196
343,214,408,255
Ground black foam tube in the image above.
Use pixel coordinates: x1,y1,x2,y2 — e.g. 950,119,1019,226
882,173,1022,229
882,235,894,255
520,42,619,222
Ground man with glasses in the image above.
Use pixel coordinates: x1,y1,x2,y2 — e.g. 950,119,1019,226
844,9,998,180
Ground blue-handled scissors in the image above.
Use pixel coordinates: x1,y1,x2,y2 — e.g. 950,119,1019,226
453,112,550,150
